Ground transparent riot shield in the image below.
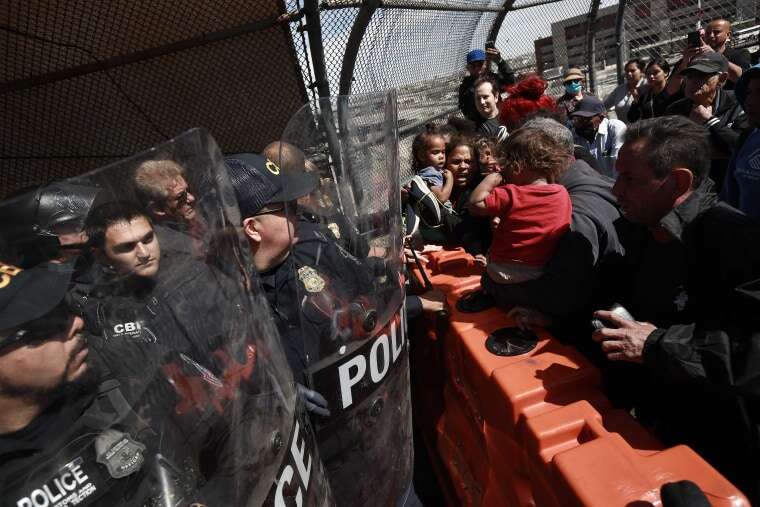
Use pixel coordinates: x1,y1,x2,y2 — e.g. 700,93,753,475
279,91,413,506
0,129,331,507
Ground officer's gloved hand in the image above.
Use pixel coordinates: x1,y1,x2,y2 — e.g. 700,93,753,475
297,383,331,418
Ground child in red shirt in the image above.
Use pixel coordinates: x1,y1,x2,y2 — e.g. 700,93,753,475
468,127,572,286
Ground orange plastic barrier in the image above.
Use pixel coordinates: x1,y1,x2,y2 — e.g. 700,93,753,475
408,247,749,507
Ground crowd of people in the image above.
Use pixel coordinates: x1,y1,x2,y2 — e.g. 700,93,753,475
403,15,760,502
1,13,760,507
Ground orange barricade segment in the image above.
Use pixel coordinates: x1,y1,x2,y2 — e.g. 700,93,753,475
408,246,750,507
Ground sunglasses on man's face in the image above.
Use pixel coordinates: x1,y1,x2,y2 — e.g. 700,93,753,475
1,304,72,352
171,189,189,207
567,79,582,84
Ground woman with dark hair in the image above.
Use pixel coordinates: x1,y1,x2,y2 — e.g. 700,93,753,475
446,136,492,263
628,58,679,122
603,58,647,123
498,74,557,129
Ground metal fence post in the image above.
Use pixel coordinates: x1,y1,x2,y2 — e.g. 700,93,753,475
487,1,516,44
303,0,331,98
339,0,381,96
615,0,628,85
585,0,601,95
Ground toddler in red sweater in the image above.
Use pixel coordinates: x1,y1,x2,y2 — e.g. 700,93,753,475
468,127,572,285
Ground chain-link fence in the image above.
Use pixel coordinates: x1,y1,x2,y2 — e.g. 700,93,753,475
622,0,759,62
3,0,621,196
587,0,760,105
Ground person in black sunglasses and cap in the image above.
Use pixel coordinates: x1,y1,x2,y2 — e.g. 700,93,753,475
225,153,374,390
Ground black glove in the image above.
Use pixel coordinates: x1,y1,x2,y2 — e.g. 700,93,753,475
297,383,331,418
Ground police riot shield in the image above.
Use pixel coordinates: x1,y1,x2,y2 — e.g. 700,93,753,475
0,129,331,506
278,91,413,505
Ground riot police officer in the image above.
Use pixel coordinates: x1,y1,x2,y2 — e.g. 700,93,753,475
226,147,416,505
0,262,193,506
0,129,334,506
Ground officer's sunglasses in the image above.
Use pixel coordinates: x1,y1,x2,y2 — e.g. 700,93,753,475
0,304,72,352
566,79,582,84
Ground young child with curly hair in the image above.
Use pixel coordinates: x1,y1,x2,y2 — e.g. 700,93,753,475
468,127,572,288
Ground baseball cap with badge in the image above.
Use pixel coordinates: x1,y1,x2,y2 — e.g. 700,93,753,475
0,263,72,347
224,153,318,219
570,96,607,118
680,52,729,75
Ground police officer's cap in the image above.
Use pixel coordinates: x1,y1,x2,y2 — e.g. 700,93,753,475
0,262,72,334
224,153,318,218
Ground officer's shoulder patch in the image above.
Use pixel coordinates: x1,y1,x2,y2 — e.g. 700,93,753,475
297,265,326,293
327,222,341,239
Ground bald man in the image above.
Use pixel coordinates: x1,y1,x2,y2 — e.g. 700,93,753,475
669,18,750,93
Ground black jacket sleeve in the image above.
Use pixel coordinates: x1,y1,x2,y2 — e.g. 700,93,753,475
643,324,760,398
405,295,423,320
707,103,746,154
496,59,516,87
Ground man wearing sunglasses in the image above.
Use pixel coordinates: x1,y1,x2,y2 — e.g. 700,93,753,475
134,159,198,225
133,160,208,259
226,153,422,507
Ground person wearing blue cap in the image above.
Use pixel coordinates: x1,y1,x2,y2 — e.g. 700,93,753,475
722,63,760,221
458,44,515,122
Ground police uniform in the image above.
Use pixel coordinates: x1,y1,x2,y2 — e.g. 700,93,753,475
88,252,243,408
0,264,211,506
261,217,375,385
226,152,413,506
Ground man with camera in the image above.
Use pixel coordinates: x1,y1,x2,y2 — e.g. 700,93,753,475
670,18,750,91
592,115,760,501
458,42,515,123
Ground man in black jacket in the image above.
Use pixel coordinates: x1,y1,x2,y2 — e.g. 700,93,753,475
665,52,747,191
593,116,760,501
458,47,515,123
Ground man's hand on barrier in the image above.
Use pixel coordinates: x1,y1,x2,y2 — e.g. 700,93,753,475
591,310,657,363
473,254,487,267
485,47,502,62
508,306,552,330
297,384,331,418
419,289,447,315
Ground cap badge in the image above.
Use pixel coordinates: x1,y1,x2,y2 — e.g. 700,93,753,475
265,158,280,175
